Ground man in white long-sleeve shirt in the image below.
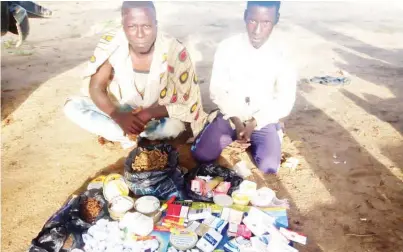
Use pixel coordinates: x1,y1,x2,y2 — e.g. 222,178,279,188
191,1,296,173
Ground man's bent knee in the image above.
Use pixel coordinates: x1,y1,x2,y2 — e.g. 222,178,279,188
191,144,217,164
255,156,281,174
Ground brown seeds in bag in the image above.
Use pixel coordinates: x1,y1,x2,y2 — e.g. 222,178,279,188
132,149,168,171
80,198,102,223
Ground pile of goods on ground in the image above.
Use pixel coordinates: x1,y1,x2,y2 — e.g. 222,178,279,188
28,144,307,252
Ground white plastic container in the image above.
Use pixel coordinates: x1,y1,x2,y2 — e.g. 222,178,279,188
250,187,276,207
134,196,160,215
108,196,134,220
231,190,250,206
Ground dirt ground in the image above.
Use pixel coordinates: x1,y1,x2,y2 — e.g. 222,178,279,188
2,2,403,252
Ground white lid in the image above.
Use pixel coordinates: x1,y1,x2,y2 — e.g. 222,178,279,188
213,194,233,207
134,196,160,214
110,196,134,213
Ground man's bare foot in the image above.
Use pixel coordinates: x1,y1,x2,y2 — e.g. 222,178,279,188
98,136,108,145
97,136,117,147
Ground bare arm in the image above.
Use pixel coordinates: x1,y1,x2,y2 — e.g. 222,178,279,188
88,60,118,116
89,60,145,134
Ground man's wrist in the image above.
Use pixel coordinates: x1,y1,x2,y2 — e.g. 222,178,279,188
230,117,243,128
247,118,257,128
109,109,121,120
143,106,166,121
142,108,154,122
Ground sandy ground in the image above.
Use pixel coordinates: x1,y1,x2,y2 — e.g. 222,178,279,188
2,2,403,252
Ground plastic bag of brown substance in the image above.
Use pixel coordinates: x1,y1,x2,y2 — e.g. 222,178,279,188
27,189,107,252
124,143,185,200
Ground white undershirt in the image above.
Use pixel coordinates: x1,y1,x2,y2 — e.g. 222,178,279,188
132,69,150,98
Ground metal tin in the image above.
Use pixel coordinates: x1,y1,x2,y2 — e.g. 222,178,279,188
103,174,129,202
108,195,134,220
169,230,198,250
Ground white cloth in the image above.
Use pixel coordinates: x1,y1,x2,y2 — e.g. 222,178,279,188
209,33,297,130
64,96,186,148
64,96,137,149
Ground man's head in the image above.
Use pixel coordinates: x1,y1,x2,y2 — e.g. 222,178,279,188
121,1,157,54
244,1,281,49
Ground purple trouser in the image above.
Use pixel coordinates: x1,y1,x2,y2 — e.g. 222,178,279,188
191,115,282,174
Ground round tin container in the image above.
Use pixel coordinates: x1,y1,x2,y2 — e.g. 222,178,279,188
169,230,198,250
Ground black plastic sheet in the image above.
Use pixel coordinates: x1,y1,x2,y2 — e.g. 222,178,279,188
184,163,243,202
27,189,107,252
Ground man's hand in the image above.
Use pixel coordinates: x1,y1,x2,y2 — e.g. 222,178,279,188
235,123,246,141
238,118,257,143
133,107,153,124
111,110,148,135
231,117,245,141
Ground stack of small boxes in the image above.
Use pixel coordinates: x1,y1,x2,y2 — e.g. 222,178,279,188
156,200,305,252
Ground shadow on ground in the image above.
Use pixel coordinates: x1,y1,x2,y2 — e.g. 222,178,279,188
302,22,403,173
290,20,403,136
281,90,403,251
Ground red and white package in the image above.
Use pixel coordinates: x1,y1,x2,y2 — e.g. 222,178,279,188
236,224,252,239
191,178,206,195
279,227,307,245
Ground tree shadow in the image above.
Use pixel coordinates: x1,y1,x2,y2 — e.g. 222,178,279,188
334,48,403,135
284,93,403,251
299,21,403,66
292,21,403,175
293,22,403,135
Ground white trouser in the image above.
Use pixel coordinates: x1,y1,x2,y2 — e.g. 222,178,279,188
63,96,136,149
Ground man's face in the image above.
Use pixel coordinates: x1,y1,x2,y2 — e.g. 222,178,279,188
122,7,157,54
245,5,277,49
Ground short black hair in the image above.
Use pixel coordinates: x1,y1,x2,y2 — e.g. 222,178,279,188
247,1,281,13
121,1,156,15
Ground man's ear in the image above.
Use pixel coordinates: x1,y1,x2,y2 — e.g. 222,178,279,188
275,12,280,25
